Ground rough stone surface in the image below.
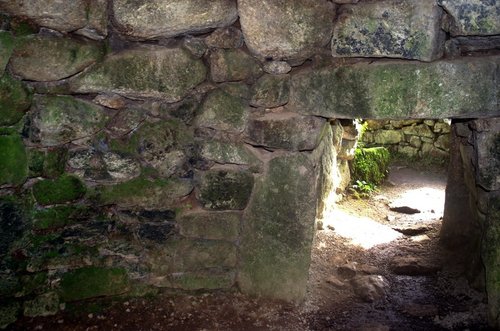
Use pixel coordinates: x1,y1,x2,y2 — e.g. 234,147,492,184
0,31,14,75
0,134,28,186
32,175,86,205
351,275,388,303
1,0,83,32
476,119,500,191
289,57,499,119
30,95,108,147
0,199,26,255
263,61,292,75
197,169,254,210
440,0,500,36
23,292,59,317
373,130,403,145
205,27,244,49
484,195,500,329
390,256,441,276
200,141,262,169
71,46,207,102
0,302,19,329
239,152,320,302
0,74,32,127
98,177,193,209
196,89,249,133
112,0,238,40
238,0,335,60
402,124,435,138
210,48,263,83
246,112,326,151
59,267,129,302
10,35,104,82
178,211,240,241
250,74,290,108
332,0,444,61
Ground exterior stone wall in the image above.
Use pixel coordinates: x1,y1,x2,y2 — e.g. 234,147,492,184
362,119,451,159
0,0,499,328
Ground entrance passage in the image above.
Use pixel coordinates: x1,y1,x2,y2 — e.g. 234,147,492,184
308,161,489,330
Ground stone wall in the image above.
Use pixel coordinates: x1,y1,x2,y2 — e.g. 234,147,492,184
0,0,499,328
441,119,500,329
362,119,451,159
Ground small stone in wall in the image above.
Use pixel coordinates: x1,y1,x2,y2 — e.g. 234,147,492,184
238,0,335,61
0,74,32,127
93,94,126,110
263,61,292,75
332,0,445,62
23,292,59,317
182,37,207,58
205,27,244,49
209,48,263,83
112,0,238,40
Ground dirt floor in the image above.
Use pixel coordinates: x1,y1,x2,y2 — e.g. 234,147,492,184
9,163,493,331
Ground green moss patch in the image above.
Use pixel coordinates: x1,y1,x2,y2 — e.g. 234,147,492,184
0,134,28,186
33,205,92,230
59,267,130,302
0,74,32,127
0,31,15,75
33,175,86,205
351,147,390,186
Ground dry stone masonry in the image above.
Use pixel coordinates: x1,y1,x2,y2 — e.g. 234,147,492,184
0,0,499,329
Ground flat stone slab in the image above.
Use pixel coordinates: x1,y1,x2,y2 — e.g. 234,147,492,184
289,57,499,119
390,256,441,276
112,0,238,40
332,0,444,61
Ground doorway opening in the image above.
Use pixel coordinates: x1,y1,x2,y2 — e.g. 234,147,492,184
307,118,490,330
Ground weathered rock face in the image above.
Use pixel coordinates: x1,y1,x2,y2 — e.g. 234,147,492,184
440,0,500,36
0,31,14,75
289,57,499,119
196,89,249,133
0,0,107,37
10,35,104,81
209,48,263,83
238,0,335,60
332,0,444,61
30,95,109,147
250,74,290,108
239,152,320,302
70,46,206,102
112,0,238,40
178,211,240,241
245,112,326,151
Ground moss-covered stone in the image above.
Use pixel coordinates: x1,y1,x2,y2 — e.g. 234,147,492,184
250,74,290,108
178,211,240,241
239,153,319,302
59,266,130,302
0,74,32,127
246,113,327,151
173,239,238,271
17,272,48,297
0,31,15,75
23,292,59,317
440,0,500,36
33,205,92,230
0,274,20,298
332,1,444,61
0,134,27,186
10,34,104,81
402,124,435,138
196,89,249,133
351,147,390,186
43,147,68,178
0,301,19,329
97,177,193,209
70,46,206,102
197,169,254,210
31,95,108,146
32,175,86,205
289,57,499,119
209,48,262,83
